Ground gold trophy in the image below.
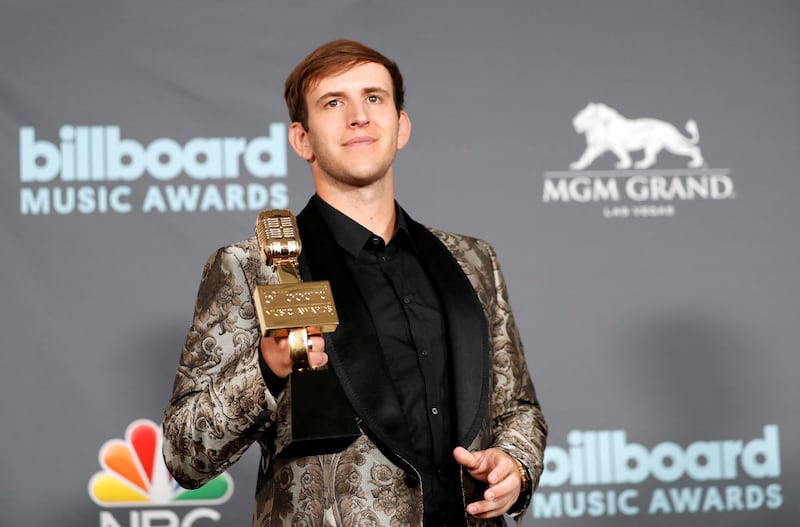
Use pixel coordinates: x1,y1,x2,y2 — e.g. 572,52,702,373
253,210,359,457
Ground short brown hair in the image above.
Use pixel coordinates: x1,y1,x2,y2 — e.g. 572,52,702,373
284,39,405,129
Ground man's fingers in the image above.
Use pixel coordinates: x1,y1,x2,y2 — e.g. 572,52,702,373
466,490,513,519
488,459,513,485
309,335,325,353
308,336,327,369
261,332,327,376
458,449,523,519
465,477,518,519
309,351,328,369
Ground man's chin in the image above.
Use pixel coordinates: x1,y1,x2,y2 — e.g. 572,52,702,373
332,167,391,188
342,174,385,188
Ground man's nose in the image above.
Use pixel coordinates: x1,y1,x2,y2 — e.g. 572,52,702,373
348,103,369,127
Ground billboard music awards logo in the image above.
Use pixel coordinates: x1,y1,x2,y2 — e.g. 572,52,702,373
542,103,735,218
89,419,233,526
18,123,289,216
533,425,783,520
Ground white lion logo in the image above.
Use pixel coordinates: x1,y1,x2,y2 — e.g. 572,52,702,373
569,102,705,170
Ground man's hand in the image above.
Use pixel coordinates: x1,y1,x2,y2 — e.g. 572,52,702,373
260,333,327,378
453,446,524,519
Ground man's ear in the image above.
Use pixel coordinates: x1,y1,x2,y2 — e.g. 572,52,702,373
396,110,411,150
288,122,314,161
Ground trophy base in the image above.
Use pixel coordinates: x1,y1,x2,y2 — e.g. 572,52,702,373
277,368,361,458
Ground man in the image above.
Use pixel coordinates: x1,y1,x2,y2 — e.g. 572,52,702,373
163,39,547,526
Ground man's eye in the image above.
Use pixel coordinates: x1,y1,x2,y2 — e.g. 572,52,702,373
367,95,380,103
326,100,340,108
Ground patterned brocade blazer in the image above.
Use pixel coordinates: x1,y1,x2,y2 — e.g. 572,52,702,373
162,200,547,527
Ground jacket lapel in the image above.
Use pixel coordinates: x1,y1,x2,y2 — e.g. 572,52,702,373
406,219,490,447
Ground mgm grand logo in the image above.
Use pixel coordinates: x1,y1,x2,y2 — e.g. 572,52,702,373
543,102,734,218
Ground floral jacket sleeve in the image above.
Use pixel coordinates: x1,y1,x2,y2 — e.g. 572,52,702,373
162,239,275,488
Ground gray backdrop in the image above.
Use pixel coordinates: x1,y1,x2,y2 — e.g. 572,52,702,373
1,1,797,526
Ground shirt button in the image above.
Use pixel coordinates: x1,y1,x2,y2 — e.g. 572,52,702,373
370,236,381,246
431,407,439,415
402,296,411,304
420,349,429,357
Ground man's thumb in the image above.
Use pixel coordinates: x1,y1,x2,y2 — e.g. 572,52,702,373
453,446,478,469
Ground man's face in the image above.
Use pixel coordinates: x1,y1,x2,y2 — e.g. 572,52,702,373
289,62,411,190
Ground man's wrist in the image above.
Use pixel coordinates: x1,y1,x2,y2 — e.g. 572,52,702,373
511,455,530,492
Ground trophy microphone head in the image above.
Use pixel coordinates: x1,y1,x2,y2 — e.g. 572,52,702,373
255,210,302,265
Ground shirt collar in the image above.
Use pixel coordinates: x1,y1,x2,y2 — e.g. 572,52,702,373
311,194,416,258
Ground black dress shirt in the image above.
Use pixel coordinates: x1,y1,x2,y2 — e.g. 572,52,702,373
312,195,464,526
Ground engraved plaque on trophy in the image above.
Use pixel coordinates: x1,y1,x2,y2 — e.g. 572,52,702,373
253,210,359,458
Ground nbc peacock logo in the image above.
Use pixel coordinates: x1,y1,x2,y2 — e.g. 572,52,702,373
88,419,233,507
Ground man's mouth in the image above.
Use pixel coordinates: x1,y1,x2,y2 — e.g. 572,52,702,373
343,136,376,147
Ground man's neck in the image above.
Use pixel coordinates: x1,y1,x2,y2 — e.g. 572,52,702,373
315,180,397,242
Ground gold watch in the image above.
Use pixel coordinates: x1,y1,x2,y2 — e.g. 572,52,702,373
512,456,530,492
